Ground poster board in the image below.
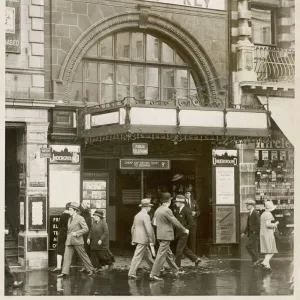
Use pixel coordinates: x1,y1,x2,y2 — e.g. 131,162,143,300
215,206,237,243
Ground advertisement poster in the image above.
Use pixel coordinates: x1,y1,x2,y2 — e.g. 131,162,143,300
5,0,21,53
215,167,235,205
49,215,60,250
262,150,269,161
271,151,278,161
82,180,107,209
215,206,236,243
50,145,80,164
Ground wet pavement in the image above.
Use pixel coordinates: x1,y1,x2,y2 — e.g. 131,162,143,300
6,258,293,296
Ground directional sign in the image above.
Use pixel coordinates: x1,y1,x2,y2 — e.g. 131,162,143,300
120,159,170,170
132,143,148,155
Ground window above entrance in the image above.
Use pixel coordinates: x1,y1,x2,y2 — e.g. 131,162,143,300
69,32,200,106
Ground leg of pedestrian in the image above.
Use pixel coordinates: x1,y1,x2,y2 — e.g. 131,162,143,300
165,246,179,274
175,235,187,267
183,245,199,265
143,246,154,269
245,234,259,265
150,240,170,279
128,244,147,278
91,250,100,272
60,246,75,276
74,245,95,275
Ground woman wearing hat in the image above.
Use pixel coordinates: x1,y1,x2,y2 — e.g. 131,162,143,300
87,210,115,272
260,200,279,271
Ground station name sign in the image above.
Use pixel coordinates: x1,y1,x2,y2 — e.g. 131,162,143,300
50,145,80,164
212,149,238,166
120,159,170,170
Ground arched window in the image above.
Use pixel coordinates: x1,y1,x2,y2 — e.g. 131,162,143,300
69,32,199,105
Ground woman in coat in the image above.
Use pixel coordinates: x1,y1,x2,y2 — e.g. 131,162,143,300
51,202,71,272
260,200,279,271
87,209,115,272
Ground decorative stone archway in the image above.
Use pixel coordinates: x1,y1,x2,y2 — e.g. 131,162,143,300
58,11,220,104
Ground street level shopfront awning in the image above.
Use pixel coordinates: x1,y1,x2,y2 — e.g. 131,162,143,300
78,104,270,143
257,96,295,146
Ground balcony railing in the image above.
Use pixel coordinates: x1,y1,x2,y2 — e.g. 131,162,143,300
254,46,295,82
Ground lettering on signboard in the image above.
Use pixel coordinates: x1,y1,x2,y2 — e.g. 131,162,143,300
212,149,238,166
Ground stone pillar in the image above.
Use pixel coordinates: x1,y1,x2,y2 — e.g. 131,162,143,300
19,122,49,269
235,143,256,259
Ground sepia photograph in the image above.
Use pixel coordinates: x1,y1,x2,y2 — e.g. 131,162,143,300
4,0,296,296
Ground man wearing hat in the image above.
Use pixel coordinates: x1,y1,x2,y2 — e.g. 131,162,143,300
149,192,189,281
184,187,200,254
241,199,261,267
58,202,95,278
87,209,115,273
174,195,201,268
128,198,155,280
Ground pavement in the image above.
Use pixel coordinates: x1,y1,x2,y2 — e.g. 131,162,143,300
6,256,294,296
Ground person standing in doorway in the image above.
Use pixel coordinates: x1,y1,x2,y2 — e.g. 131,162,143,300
241,199,261,267
87,209,115,273
149,193,189,281
58,202,95,278
51,202,71,273
174,195,201,268
184,187,200,254
128,198,155,280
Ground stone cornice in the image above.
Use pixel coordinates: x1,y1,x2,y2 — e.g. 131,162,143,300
5,98,58,108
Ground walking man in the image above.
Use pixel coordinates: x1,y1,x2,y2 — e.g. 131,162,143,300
174,195,201,268
241,199,261,267
184,187,200,254
128,198,155,280
58,202,95,278
150,192,189,281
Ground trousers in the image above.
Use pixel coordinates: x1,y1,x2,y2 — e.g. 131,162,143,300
187,226,197,254
246,233,259,262
62,245,95,275
150,240,178,277
175,234,198,267
128,244,154,276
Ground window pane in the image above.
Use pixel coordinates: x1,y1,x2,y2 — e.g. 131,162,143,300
146,67,158,86
85,83,98,102
100,64,114,84
163,88,175,101
101,84,114,104
176,70,188,89
132,33,144,60
162,42,174,63
117,85,129,100
146,35,159,61
162,69,174,87
117,65,130,84
251,8,272,44
146,87,159,101
85,62,98,82
74,63,82,81
190,74,197,90
133,86,145,99
132,66,144,85
117,33,130,58
176,52,185,64
69,82,82,102
100,36,113,57
86,43,98,56
177,89,188,100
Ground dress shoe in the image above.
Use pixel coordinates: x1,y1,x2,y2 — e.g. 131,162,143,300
87,271,94,276
251,260,261,267
149,275,163,281
57,273,68,278
51,268,61,273
12,281,23,288
195,258,201,267
79,268,86,273
128,274,138,280
95,268,102,274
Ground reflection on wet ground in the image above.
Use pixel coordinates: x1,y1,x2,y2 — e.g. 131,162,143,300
6,259,293,296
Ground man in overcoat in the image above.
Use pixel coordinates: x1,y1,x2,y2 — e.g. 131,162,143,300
58,202,95,278
128,198,155,279
241,199,261,267
149,193,189,281
174,195,201,268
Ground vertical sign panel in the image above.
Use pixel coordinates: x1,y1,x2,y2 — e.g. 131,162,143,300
5,0,21,53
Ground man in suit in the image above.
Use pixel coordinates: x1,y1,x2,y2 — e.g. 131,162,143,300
58,202,95,278
184,187,200,254
149,192,189,281
128,198,155,280
174,195,201,268
241,199,261,267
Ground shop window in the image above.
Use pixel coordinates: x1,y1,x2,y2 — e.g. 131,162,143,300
251,7,275,45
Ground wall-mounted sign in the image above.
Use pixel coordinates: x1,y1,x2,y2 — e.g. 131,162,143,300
212,149,238,166
19,196,25,230
215,167,235,205
40,148,52,158
27,187,47,195
215,206,236,243
120,159,170,170
132,143,148,155
29,197,46,231
49,215,60,250
5,0,21,53
50,145,80,164
145,0,226,10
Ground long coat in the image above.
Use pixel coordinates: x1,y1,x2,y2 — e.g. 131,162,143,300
185,198,200,222
65,213,89,246
57,212,70,245
174,206,195,238
88,219,109,250
260,211,278,254
243,209,260,236
154,205,186,241
131,209,155,245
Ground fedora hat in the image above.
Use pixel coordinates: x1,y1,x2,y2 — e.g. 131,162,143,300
139,198,153,207
68,202,80,211
171,174,183,182
160,192,171,203
265,200,277,211
174,195,185,203
93,209,104,218
245,199,256,206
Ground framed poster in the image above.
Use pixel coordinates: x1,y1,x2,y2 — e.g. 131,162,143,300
215,167,235,205
28,197,47,231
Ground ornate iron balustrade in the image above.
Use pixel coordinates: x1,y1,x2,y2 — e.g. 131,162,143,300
254,46,295,82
